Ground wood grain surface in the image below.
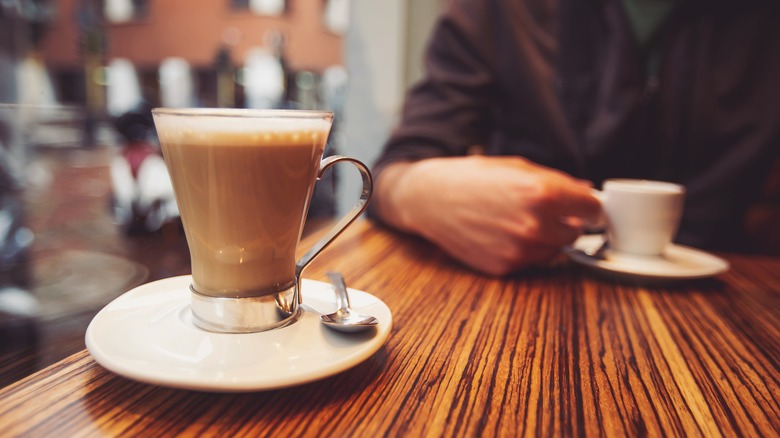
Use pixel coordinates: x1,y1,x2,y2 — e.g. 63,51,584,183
0,220,778,436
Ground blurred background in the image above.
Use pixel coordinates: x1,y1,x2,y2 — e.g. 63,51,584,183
0,0,445,387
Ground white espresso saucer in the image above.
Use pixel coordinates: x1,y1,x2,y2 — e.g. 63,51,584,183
85,276,392,392
564,234,730,282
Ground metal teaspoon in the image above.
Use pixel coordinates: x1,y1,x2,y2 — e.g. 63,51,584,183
320,272,378,333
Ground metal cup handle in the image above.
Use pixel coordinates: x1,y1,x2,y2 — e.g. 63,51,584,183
294,155,373,304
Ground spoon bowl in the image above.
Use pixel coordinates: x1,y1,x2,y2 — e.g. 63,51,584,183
321,272,378,333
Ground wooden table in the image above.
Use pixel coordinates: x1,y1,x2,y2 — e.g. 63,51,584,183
1,220,779,436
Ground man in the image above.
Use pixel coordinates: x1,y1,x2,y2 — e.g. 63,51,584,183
371,0,780,275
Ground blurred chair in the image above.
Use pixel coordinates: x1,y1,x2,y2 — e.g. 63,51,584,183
109,110,178,234
15,53,57,107
109,153,136,229
135,154,177,232
159,58,195,108
243,47,285,109
106,58,143,117
0,136,34,289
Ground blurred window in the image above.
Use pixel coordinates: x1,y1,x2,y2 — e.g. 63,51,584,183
105,0,149,23
323,0,348,34
231,0,287,16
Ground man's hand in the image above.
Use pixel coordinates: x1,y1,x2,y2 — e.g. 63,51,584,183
374,155,601,275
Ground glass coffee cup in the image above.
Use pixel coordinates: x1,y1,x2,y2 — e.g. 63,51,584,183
152,108,372,333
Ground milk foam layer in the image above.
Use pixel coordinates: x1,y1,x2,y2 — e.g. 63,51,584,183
153,108,332,144
158,128,329,148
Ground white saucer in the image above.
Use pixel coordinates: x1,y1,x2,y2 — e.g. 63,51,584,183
85,276,392,392
564,234,730,282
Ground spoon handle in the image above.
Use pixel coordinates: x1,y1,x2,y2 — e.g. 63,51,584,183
326,272,351,312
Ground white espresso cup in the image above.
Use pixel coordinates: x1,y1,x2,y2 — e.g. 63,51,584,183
596,179,685,256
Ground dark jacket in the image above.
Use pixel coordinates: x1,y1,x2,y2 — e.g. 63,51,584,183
373,0,780,251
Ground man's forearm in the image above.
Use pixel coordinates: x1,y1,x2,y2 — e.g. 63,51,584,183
373,161,418,234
